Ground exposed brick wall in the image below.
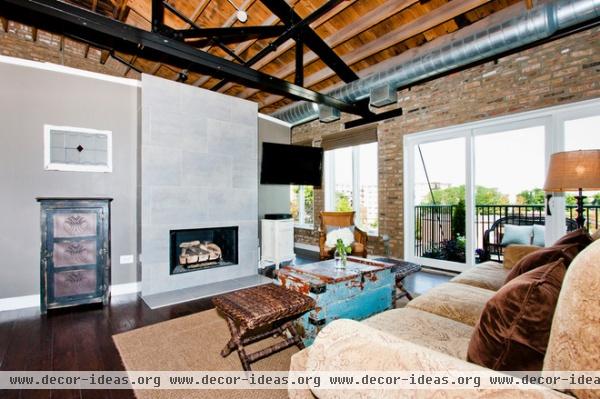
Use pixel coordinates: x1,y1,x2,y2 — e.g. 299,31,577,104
292,26,600,258
0,22,140,79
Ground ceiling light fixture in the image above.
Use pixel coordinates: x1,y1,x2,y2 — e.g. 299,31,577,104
226,0,248,23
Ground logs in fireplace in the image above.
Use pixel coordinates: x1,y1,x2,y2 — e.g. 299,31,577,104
169,227,238,275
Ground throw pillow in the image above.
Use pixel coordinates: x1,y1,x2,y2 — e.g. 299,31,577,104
325,225,355,234
532,224,545,247
467,259,567,371
553,228,593,252
503,245,541,270
500,224,533,246
504,244,578,283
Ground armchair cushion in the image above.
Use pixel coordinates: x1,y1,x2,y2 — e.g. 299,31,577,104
533,224,546,247
501,224,533,246
468,259,566,371
325,227,355,248
504,244,578,284
503,245,541,269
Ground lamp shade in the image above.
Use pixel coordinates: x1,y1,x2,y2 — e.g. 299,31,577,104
544,150,600,192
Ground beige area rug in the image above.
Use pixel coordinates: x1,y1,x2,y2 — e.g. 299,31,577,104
113,308,297,399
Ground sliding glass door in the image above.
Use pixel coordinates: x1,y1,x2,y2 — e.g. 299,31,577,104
412,137,467,270
473,120,548,257
405,99,600,272
555,111,600,236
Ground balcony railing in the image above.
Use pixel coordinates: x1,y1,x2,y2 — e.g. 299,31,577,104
414,204,600,258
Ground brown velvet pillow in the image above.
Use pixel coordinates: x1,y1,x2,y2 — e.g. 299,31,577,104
467,259,566,371
553,228,593,252
504,244,578,283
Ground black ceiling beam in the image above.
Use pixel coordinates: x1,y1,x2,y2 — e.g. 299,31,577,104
209,0,346,91
344,107,404,129
0,0,370,117
162,1,245,63
245,0,345,68
260,0,358,83
151,0,164,32
295,33,304,86
208,0,342,90
175,25,287,41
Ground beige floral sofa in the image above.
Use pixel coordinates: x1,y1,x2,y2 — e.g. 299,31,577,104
290,239,600,399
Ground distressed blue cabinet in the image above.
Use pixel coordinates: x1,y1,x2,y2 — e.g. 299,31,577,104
276,257,394,346
38,198,112,313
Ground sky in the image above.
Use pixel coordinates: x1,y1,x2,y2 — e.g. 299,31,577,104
330,142,378,187
415,115,600,202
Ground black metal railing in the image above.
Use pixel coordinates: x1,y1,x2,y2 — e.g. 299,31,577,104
414,204,600,258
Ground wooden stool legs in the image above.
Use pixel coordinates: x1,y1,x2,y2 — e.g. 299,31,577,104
392,278,415,307
221,316,305,371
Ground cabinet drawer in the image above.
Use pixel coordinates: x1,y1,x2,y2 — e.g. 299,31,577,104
53,268,98,298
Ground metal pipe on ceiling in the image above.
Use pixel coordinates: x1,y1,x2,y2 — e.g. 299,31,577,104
271,0,600,126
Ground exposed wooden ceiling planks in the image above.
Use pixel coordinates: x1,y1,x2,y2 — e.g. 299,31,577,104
248,0,493,107
0,0,521,113
235,0,422,99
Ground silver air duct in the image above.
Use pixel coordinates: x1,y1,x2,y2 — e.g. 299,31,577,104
271,0,600,126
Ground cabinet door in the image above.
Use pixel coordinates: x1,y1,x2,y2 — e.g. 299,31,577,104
276,220,294,259
45,208,105,306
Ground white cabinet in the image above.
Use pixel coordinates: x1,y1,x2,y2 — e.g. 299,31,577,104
261,218,295,267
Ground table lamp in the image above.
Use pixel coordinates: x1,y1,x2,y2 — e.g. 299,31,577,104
544,149,600,229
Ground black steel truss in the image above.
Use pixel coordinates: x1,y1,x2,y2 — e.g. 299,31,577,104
209,0,347,91
260,0,357,83
0,0,372,117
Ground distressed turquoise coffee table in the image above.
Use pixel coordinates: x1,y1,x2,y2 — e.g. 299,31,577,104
276,257,394,346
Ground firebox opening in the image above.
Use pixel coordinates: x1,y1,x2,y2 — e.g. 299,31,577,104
169,226,238,275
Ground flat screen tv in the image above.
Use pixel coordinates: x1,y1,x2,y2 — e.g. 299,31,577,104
260,142,323,187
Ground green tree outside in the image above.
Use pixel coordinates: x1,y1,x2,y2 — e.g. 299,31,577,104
335,192,353,212
420,185,509,206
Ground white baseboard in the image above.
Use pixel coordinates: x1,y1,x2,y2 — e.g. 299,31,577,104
294,242,319,252
0,281,141,312
0,294,39,312
111,281,141,296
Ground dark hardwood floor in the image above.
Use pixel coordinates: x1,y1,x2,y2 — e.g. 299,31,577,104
0,258,452,399
0,293,215,399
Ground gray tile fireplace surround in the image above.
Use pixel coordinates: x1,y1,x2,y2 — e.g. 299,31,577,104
140,74,268,309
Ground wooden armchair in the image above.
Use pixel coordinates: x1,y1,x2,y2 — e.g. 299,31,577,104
318,211,368,260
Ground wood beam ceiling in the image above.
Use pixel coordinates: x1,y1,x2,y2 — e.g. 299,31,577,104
259,0,358,82
0,0,371,117
233,0,420,98
190,0,259,86
248,0,491,108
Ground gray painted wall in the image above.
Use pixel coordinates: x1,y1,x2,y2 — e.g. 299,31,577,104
0,62,139,299
140,74,259,296
258,117,291,220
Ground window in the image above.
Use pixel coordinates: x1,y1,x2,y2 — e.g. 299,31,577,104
290,185,314,228
324,142,379,235
44,125,112,172
404,98,600,272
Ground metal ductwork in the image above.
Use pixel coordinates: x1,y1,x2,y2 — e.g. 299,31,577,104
271,0,600,126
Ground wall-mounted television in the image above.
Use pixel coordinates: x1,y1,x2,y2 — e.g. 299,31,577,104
260,142,323,187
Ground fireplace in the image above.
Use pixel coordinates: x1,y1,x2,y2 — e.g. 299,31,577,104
169,226,238,275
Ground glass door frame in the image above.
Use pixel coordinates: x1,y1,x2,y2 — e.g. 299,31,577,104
404,98,600,272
